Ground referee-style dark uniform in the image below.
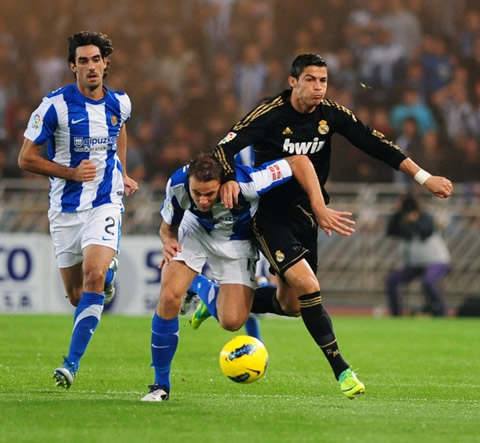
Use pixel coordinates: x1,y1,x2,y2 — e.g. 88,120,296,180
214,89,407,277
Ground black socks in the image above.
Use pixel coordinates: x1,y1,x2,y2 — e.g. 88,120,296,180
299,291,349,379
251,287,350,379
251,285,286,316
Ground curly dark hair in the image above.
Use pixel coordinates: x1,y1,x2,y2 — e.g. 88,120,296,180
187,154,223,183
290,53,327,79
67,31,113,78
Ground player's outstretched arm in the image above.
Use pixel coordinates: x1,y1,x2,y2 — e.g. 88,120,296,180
286,155,356,237
398,158,453,198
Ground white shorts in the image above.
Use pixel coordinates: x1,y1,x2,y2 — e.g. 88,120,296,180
48,203,122,268
175,223,257,288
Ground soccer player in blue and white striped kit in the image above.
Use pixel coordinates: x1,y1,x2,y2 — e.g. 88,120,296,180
183,145,273,340
141,153,349,402
18,31,138,389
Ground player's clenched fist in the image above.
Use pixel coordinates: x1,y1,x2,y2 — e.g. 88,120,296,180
73,159,96,181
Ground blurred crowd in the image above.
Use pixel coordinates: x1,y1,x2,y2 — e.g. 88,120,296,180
1,0,480,186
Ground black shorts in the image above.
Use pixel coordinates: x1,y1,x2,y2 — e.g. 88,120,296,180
251,204,318,278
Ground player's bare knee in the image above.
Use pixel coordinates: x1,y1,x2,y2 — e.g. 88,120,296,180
83,267,106,290
221,322,243,332
299,277,320,294
158,289,182,314
284,273,319,295
218,315,244,331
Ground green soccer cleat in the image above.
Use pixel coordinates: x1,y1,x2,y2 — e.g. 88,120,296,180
338,368,365,399
189,301,212,329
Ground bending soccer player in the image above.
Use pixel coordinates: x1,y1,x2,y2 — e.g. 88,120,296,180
184,145,276,340
141,153,354,402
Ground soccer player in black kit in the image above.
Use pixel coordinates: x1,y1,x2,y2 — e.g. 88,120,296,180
213,53,453,399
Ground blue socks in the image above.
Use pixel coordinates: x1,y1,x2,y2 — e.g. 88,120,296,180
190,274,262,340
245,314,262,341
150,313,179,389
190,274,219,320
67,291,104,370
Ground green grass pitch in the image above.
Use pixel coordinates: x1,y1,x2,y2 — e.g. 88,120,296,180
1,313,479,442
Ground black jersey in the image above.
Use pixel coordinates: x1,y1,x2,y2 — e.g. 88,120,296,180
214,89,407,211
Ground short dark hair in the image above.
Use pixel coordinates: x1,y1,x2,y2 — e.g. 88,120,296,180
67,31,113,78
290,53,327,79
187,154,223,183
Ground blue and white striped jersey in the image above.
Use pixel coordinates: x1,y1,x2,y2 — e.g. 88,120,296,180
161,159,293,240
24,83,131,212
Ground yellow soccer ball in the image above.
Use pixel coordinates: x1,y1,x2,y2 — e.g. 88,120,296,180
219,335,268,383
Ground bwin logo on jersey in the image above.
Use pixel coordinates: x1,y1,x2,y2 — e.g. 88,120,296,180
282,138,325,154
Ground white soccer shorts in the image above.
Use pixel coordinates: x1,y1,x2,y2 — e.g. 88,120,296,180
174,224,257,288
48,203,122,268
